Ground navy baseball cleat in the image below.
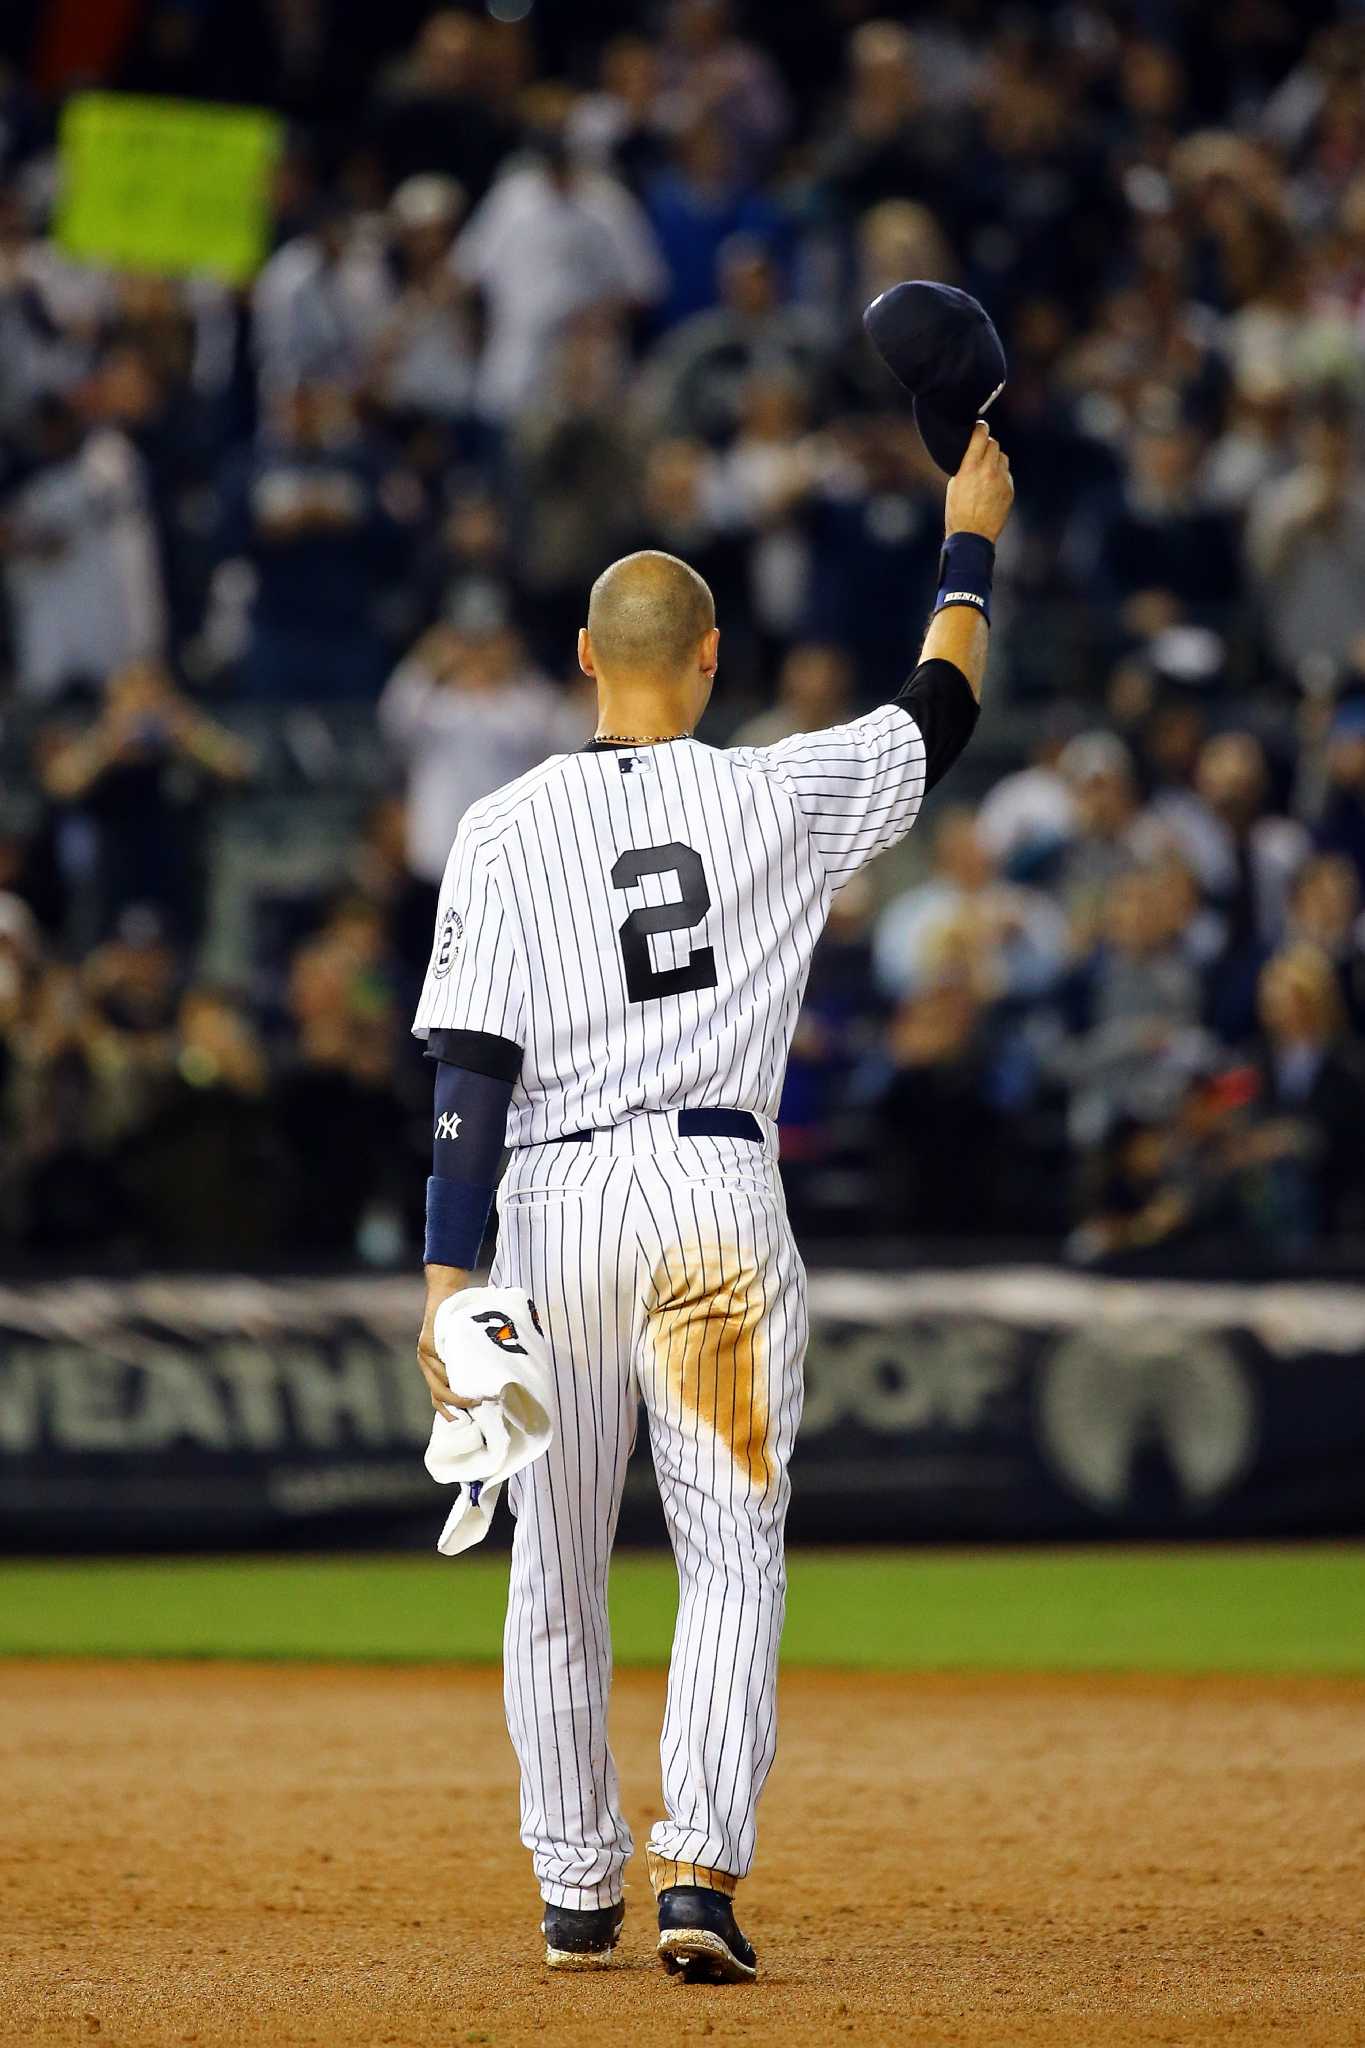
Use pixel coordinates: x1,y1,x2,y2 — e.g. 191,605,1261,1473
542,1898,625,1970
656,1885,757,1983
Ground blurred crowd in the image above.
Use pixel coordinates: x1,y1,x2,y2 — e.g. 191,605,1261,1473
1,0,1364,1269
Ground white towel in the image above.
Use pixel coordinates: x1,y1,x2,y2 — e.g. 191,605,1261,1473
423,1286,554,1557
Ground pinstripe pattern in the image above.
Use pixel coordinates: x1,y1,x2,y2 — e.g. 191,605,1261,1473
412,708,926,1906
492,1117,805,1910
412,709,927,1141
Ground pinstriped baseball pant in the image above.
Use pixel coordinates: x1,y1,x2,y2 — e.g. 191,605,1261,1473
490,1112,807,1911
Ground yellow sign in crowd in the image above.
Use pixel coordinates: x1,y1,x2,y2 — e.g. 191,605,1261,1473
57,92,283,286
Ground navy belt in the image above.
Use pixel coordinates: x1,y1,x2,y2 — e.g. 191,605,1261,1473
557,1109,762,1145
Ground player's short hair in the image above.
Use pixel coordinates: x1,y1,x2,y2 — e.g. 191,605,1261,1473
587,550,715,677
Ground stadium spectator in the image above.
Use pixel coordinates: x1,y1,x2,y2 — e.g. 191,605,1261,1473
1071,1114,1185,1266
974,715,1079,879
378,621,587,942
1204,367,1296,514
1130,691,1210,809
217,382,414,701
3,961,143,1254
657,0,790,188
643,121,785,332
1053,866,1211,1149
1246,943,1365,1243
0,186,108,431
455,124,664,420
874,976,1008,1236
0,392,165,701
809,20,958,221
509,313,643,662
88,328,232,645
640,236,829,445
251,203,394,402
569,35,671,190
1053,733,1163,943
1068,409,1242,643
956,33,1117,323
118,984,287,1263
1285,853,1365,1033
418,482,527,649
1247,396,1365,680
708,369,818,650
1156,731,1308,947
1312,699,1365,889
1069,1066,1268,1266
874,808,1067,1005
82,912,181,1053
272,900,407,1258
369,176,475,427
2,907,189,1253
36,659,253,949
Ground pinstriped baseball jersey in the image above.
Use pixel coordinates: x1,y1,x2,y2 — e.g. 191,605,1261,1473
411,703,927,1135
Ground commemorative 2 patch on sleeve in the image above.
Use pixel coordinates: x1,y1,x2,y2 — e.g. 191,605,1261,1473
433,905,464,979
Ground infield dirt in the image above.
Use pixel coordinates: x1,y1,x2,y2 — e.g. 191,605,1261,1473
5,1661,1362,2047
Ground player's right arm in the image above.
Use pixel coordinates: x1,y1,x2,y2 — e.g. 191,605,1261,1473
732,422,1013,888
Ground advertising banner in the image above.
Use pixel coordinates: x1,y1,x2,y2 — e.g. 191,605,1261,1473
1,1272,1361,1547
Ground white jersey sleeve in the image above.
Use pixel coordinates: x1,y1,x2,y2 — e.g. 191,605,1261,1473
731,702,928,891
412,812,527,1044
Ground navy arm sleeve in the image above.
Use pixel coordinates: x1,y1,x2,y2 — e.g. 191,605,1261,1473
894,657,979,793
423,1028,523,1269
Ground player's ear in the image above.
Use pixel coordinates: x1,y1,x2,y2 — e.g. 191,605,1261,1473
700,626,720,680
577,628,596,679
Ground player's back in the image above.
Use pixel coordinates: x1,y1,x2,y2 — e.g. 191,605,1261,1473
414,705,928,1145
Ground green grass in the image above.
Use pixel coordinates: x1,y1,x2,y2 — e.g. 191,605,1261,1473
1,1547,1362,1676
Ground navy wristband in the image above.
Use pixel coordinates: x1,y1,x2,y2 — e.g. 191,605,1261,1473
934,531,995,624
425,1174,495,1269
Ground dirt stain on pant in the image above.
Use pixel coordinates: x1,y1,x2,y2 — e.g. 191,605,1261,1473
647,1250,772,1492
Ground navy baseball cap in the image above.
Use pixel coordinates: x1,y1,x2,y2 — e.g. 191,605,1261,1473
862,281,1007,475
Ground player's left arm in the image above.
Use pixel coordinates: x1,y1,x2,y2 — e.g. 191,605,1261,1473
892,421,1012,788
412,823,527,1416
734,425,1012,886
922,420,1012,701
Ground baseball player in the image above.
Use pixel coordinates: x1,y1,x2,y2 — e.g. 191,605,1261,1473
412,412,1013,1980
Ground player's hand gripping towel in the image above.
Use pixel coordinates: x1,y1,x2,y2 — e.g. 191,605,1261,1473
423,1288,553,1557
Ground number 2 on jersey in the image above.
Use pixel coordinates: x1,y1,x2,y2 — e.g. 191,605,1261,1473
611,841,718,1002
